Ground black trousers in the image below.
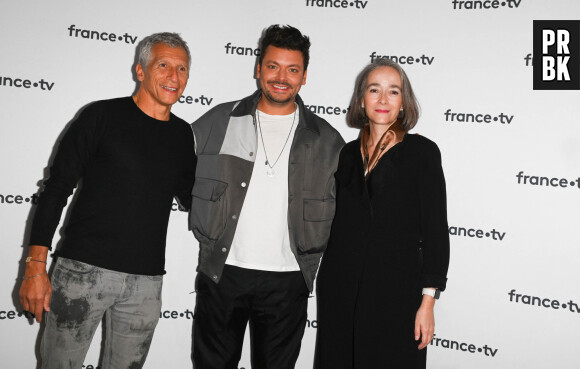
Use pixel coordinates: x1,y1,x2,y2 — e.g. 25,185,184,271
193,265,309,369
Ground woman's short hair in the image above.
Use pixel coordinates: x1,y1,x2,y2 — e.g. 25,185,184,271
347,58,420,131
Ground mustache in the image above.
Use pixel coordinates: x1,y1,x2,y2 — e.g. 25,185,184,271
268,81,291,87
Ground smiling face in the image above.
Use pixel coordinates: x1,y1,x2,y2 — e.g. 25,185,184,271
256,45,307,114
134,43,189,119
362,66,403,128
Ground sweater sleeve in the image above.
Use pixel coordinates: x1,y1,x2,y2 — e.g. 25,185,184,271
417,140,450,291
29,103,103,248
174,127,197,211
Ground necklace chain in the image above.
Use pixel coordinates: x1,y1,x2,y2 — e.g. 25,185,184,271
256,106,297,171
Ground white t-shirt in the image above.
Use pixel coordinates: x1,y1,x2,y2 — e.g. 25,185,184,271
226,108,300,271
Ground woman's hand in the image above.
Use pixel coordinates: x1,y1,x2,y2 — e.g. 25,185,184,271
415,294,436,350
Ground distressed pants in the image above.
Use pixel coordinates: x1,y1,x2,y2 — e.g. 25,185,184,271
41,257,163,369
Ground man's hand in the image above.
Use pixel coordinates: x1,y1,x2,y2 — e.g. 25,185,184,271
19,246,52,323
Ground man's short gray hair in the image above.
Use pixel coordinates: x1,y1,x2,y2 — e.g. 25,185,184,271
138,32,191,68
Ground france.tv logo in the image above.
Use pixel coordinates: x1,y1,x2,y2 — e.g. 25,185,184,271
533,20,579,90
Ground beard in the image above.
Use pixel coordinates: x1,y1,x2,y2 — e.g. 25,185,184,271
261,81,296,105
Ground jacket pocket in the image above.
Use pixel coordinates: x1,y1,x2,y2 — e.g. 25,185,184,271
190,177,228,242
301,198,336,253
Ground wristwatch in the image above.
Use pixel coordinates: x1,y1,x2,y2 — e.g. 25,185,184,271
422,288,440,299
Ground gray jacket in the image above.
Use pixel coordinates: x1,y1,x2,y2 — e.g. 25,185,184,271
190,90,345,291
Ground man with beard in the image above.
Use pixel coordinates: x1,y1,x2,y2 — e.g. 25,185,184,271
190,24,344,369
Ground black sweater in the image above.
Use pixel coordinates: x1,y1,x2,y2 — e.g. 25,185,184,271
29,97,196,275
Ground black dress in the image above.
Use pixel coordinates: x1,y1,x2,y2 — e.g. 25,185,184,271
315,133,449,369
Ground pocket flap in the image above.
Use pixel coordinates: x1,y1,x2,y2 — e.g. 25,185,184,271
192,178,228,201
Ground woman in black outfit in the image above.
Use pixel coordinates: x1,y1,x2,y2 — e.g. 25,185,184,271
315,58,450,369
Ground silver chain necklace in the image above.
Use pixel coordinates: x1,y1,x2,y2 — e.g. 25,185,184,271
256,106,297,178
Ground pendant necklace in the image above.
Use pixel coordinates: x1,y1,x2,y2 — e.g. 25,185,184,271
256,106,297,178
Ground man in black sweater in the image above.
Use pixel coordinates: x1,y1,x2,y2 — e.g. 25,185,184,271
18,32,196,369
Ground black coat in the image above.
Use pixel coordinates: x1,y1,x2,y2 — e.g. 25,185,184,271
315,133,450,369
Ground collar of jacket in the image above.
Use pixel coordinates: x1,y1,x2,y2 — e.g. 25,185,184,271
229,89,321,136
